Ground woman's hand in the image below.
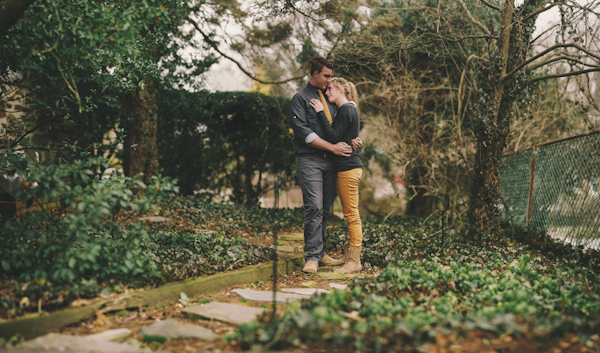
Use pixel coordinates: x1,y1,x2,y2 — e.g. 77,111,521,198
351,137,363,150
309,99,324,113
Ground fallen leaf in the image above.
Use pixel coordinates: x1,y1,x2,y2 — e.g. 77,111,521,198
344,311,360,320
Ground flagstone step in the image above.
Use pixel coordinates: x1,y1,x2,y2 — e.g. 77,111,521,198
279,233,304,241
84,328,132,342
138,216,171,222
329,283,349,290
182,302,265,326
10,333,144,352
269,245,297,253
138,318,218,340
280,288,330,296
313,272,373,280
231,288,310,303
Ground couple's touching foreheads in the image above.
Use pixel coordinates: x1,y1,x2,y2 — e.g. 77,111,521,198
288,56,364,274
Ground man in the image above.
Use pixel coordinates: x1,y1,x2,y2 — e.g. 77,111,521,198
288,56,353,273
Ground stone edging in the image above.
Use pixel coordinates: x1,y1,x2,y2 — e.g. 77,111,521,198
0,257,302,340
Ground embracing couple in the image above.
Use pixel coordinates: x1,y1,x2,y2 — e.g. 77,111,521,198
289,56,364,274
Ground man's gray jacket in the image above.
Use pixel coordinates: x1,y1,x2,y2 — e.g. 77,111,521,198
288,82,338,154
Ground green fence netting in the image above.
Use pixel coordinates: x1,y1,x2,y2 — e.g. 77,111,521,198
499,149,534,227
499,131,600,250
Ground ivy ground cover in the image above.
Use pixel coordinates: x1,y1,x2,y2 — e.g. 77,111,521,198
228,216,600,352
0,196,305,319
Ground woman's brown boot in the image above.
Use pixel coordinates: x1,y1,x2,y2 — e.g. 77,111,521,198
334,244,362,274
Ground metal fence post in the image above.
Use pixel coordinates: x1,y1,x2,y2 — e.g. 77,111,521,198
526,149,537,226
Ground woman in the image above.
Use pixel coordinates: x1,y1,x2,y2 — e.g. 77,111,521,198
309,77,363,274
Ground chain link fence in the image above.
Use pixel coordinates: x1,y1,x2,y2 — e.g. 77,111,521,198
499,131,600,250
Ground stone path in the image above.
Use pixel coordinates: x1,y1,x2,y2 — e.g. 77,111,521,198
2,231,362,352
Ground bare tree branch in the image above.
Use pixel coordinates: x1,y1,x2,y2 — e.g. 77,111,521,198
522,1,561,21
529,67,600,84
531,23,559,43
503,43,600,82
365,5,437,11
186,15,306,85
0,0,36,35
459,0,491,35
528,55,597,71
286,2,329,21
13,116,63,147
479,0,502,13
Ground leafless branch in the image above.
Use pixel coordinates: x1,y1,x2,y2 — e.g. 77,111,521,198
286,2,329,21
12,116,63,147
363,4,437,11
523,1,561,21
186,16,306,85
529,67,600,84
503,43,600,82
528,55,597,71
531,23,559,43
480,0,502,13
459,0,491,35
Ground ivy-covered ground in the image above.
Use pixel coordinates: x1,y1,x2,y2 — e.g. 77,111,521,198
225,215,600,352
0,196,305,319
2,196,599,352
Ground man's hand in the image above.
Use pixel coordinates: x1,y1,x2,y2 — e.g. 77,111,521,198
331,142,352,156
351,137,363,150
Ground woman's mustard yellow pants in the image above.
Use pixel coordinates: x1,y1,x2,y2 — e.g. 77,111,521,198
337,168,363,247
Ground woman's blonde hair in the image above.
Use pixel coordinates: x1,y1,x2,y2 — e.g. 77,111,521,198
331,77,358,109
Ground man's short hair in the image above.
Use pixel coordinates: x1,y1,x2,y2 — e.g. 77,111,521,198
309,57,333,76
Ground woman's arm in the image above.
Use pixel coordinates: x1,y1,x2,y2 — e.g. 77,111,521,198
309,99,352,143
316,111,348,143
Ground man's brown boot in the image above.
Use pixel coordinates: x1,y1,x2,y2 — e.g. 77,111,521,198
319,254,344,266
302,260,319,273
334,245,362,274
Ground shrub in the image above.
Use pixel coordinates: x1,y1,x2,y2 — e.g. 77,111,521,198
0,147,176,317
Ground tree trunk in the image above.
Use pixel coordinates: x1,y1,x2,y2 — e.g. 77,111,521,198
406,97,436,216
469,0,539,237
123,78,159,184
